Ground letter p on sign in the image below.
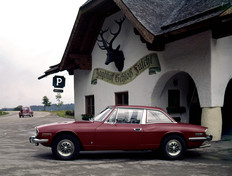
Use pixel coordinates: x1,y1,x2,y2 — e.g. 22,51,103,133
53,76,65,88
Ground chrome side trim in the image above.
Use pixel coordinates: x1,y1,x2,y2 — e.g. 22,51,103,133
189,135,212,141
189,137,208,141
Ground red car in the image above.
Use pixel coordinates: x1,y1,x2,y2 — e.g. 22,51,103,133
19,106,33,118
29,105,212,160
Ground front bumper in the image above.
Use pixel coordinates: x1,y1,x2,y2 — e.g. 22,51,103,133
189,134,213,141
29,136,48,146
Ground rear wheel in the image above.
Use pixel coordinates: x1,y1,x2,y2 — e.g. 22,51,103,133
160,135,186,160
52,134,80,160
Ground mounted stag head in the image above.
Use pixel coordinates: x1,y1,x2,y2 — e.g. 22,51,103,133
97,16,125,72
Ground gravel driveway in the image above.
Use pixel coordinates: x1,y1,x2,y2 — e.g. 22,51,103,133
0,111,231,176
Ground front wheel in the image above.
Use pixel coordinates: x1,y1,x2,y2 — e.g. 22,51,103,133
160,135,186,160
52,134,80,160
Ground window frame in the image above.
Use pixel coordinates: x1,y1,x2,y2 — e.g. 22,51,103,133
93,107,112,122
104,108,145,124
146,109,174,124
85,95,95,116
115,91,129,105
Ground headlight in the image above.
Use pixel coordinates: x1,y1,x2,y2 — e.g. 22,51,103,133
205,128,208,133
35,128,39,137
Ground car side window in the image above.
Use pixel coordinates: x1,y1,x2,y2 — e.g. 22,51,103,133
116,108,143,124
147,110,172,123
105,109,117,123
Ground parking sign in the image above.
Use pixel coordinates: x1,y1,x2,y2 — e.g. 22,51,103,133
53,76,65,88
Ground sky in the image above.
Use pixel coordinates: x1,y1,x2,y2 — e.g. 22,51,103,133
0,0,87,109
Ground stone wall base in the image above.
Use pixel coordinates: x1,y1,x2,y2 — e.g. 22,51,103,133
201,107,222,141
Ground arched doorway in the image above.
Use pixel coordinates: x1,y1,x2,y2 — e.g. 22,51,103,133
188,76,201,125
152,71,201,124
222,79,232,135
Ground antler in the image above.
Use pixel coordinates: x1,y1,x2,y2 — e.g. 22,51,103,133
97,28,109,50
97,16,126,51
109,16,126,48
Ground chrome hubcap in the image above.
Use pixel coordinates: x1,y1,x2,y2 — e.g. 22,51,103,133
166,139,182,157
57,139,74,157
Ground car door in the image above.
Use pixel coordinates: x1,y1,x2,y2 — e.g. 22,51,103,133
95,108,144,150
141,109,174,149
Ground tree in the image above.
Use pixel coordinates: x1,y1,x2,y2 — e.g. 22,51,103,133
14,105,23,111
55,93,63,110
42,96,51,111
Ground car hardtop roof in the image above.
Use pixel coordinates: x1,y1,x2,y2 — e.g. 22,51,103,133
108,105,165,111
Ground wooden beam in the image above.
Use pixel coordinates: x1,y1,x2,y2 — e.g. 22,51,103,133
134,28,165,51
147,37,165,51
212,20,232,39
69,54,91,60
69,53,92,70
114,0,154,44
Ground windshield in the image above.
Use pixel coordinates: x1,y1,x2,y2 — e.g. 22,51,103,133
93,107,112,122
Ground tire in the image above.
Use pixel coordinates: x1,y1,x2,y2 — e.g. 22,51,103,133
51,134,80,160
160,135,186,160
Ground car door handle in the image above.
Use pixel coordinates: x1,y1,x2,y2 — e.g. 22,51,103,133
134,128,142,131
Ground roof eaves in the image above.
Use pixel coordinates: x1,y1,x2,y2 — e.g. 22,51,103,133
59,12,82,71
38,64,60,80
161,1,232,33
59,0,111,71
220,6,232,16
114,0,154,43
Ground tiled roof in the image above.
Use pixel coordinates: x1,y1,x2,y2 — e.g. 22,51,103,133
39,0,232,78
118,0,232,36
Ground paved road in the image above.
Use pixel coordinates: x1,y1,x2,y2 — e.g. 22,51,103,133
0,111,231,176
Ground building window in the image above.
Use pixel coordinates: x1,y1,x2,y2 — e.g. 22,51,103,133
167,90,186,114
115,92,128,105
85,95,94,115
168,90,180,107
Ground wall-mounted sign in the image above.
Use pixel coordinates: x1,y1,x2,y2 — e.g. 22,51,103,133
53,76,65,88
53,89,64,93
97,16,126,72
91,53,161,85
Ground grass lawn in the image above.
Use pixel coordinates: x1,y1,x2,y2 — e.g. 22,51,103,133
0,111,8,116
51,110,74,119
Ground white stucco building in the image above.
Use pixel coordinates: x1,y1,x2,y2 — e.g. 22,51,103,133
40,0,232,141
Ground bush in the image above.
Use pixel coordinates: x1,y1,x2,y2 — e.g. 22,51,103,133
65,110,74,116
82,114,93,121
54,110,74,119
